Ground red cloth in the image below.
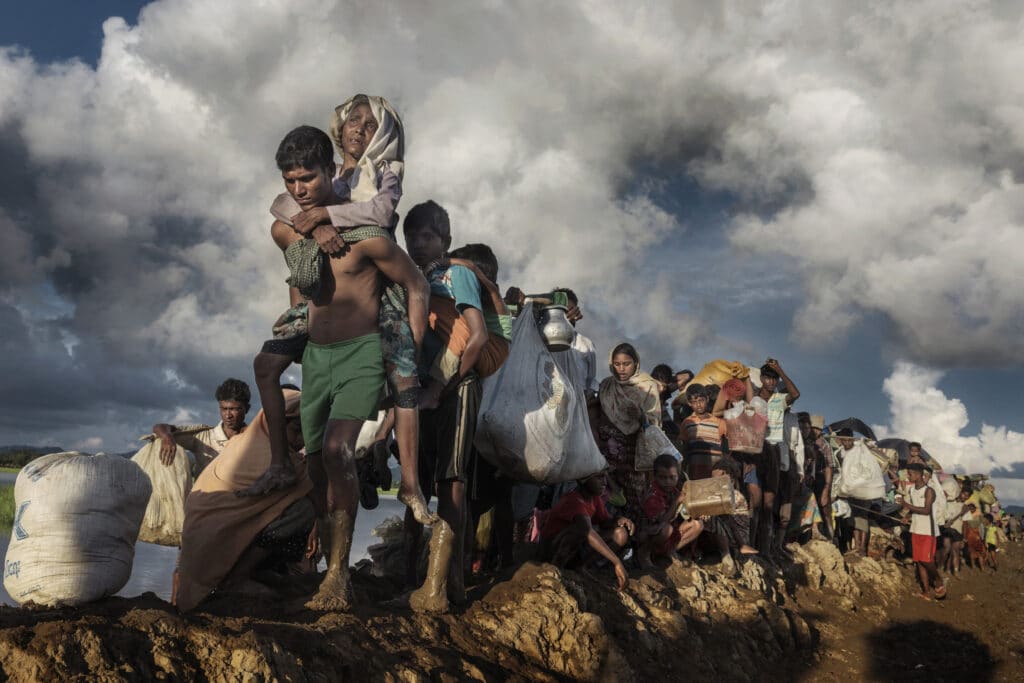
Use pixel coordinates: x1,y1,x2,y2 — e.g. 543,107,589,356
643,485,683,556
541,490,610,540
965,525,985,554
911,532,936,563
642,484,680,522
722,378,746,400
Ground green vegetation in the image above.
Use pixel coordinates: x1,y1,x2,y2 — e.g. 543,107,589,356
0,466,22,474
0,449,49,469
0,484,15,530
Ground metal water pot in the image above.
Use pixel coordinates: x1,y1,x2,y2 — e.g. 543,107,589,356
538,305,574,351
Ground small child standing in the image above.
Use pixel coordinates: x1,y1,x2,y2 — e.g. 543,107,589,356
636,454,704,568
902,463,947,599
679,384,728,480
983,513,999,571
705,458,759,571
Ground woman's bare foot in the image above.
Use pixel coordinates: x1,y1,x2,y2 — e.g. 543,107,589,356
235,464,298,497
305,568,353,611
399,486,439,525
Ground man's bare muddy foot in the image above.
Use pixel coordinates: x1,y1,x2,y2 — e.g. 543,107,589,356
235,464,298,497
399,486,439,525
305,569,353,611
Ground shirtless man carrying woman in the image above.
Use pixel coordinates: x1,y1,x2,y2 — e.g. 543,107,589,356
270,125,429,610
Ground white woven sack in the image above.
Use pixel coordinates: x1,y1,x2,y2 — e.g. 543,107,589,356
475,303,606,483
131,440,192,546
837,442,886,500
3,452,152,606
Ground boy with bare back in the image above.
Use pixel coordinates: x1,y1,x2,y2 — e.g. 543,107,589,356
271,125,429,610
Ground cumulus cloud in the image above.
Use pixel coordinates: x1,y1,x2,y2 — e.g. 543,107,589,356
874,362,1024,488
1,1,1023,446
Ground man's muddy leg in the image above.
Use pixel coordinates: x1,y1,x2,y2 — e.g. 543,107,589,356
439,479,467,605
760,490,776,555
746,480,763,549
410,478,465,612
409,517,454,614
238,352,298,497
307,418,363,611
404,505,425,588
394,405,438,525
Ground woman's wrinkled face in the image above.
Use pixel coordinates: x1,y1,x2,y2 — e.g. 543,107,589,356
341,102,378,163
611,352,637,381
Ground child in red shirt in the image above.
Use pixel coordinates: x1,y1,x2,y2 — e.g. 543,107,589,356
637,454,704,568
541,472,634,590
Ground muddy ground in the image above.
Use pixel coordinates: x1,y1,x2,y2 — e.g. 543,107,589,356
0,540,1021,682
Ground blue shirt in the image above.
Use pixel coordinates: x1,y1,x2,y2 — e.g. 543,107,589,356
428,264,482,312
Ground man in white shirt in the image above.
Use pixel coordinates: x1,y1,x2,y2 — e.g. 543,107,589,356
153,378,251,474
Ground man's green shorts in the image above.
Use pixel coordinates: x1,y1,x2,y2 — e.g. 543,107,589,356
300,333,384,454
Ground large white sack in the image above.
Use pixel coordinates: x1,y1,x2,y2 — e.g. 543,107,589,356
475,303,607,483
939,474,961,502
3,452,152,607
837,442,887,500
131,439,192,546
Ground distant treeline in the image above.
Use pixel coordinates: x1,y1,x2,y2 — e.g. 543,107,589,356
0,447,62,469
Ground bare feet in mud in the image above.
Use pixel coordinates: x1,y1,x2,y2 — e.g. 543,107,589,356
305,569,354,611
235,464,298,497
399,486,440,526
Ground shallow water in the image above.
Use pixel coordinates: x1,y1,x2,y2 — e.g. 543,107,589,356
0,496,407,606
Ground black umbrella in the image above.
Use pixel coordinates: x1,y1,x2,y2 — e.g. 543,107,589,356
875,438,943,471
827,417,878,442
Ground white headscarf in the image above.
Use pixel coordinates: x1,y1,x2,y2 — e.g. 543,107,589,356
329,94,405,201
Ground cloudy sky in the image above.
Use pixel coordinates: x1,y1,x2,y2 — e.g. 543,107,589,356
1,1,1023,500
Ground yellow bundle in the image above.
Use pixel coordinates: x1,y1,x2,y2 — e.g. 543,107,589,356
673,360,749,411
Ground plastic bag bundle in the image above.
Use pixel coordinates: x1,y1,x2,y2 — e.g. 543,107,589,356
475,303,607,483
4,452,152,606
635,423,682,471
722,398,768,454
837,442,886,500
131,439,192,546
